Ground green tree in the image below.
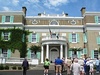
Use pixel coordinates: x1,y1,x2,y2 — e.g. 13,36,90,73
30,45,41,54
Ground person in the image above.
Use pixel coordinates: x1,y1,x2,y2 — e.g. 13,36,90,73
85,58,90,75
65,57,72,75
61,57,65,72
43,58,50,75
22,58,29,75
70,58,81,75
89,60,94,75
55,57,63,75
95,57,100,73
78,58,85,75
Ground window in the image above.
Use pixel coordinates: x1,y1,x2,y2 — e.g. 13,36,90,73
31,51,35,58
72,33,76,42
32,33,36,42
52,33,56,38
50,20,58,25
94,50,98,58
98,17,100,23
4,32,9,40
2,49,7,57
5,16,10,22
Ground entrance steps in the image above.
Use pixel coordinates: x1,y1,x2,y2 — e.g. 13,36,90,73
30,63,55,70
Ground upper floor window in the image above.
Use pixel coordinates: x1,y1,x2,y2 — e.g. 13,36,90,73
72,33,77,42
2,16,14,23
98,17,100,23
50,20,59,25
1,32,11,41
5,16,10,22
32,33,36,42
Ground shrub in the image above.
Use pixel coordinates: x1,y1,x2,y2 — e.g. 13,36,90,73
18,66,22,70
12,66,17,70
0,64,4,70
4,65,9,70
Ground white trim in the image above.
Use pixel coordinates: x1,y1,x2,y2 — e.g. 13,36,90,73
0,23,24,25
0,11,25,16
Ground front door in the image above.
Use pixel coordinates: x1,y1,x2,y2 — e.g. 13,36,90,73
50,49,59,63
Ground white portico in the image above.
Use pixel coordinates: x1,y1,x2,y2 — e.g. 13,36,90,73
41,36,67,63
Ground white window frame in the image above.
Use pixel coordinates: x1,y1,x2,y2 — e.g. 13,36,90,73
52,33,56,38
32,33,36,43
98,16,100,23
31,51,35,58
5,16,10,22
2,49,7,57
72,33,77,43
3,32,9,41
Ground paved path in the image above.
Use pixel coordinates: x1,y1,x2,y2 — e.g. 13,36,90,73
0,70,99,75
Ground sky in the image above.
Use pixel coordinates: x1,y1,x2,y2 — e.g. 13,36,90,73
0,0,100,17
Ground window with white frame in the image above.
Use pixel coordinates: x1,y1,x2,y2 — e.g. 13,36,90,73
52,33,56,38
72,33,76,42
5,16,10,22
2,49,7,57
50,20,58,25
31,51,35,58
98,17,100,23
94,50,98,58
32,33,36,42
4,32,9,40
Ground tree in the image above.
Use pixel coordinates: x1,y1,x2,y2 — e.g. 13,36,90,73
30,45,41,54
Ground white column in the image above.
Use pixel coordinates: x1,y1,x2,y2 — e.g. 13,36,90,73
41,45,44,63
46,44,49,59
60,44,63,59
65,45,67,59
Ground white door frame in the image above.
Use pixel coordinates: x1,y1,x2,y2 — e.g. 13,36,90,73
50,47,59,62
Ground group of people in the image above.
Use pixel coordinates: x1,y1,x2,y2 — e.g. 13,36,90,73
21,56,100,75
43,56,100,75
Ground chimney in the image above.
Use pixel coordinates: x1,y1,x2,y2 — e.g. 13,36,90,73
22,7,27,16
38,13,41,16
65,13,68,16
80,7,86,16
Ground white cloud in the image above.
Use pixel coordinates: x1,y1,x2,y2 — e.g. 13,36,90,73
2,7,11,11
27,0,39,3
44,0,69,7
12,0,19,6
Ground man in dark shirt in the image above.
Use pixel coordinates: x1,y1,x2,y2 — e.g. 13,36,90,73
55,57,63,75
22,58,29,75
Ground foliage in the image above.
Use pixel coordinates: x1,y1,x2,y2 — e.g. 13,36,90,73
69,48,83,51
0,28,29,57
12,66,17,70
18,66,22,70
30,45,41,54
0,64,4,70
4,65,9,70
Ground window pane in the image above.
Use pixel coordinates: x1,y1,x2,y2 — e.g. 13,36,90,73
52,34,56,38
32,33,36,42
72,34,76,42
4,32,8,40
94,50,98,58
5,16,10,22
2,49,7,57
98,17,100,23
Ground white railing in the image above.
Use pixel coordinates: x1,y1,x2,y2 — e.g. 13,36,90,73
0,57,39,65
42,36,66,41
